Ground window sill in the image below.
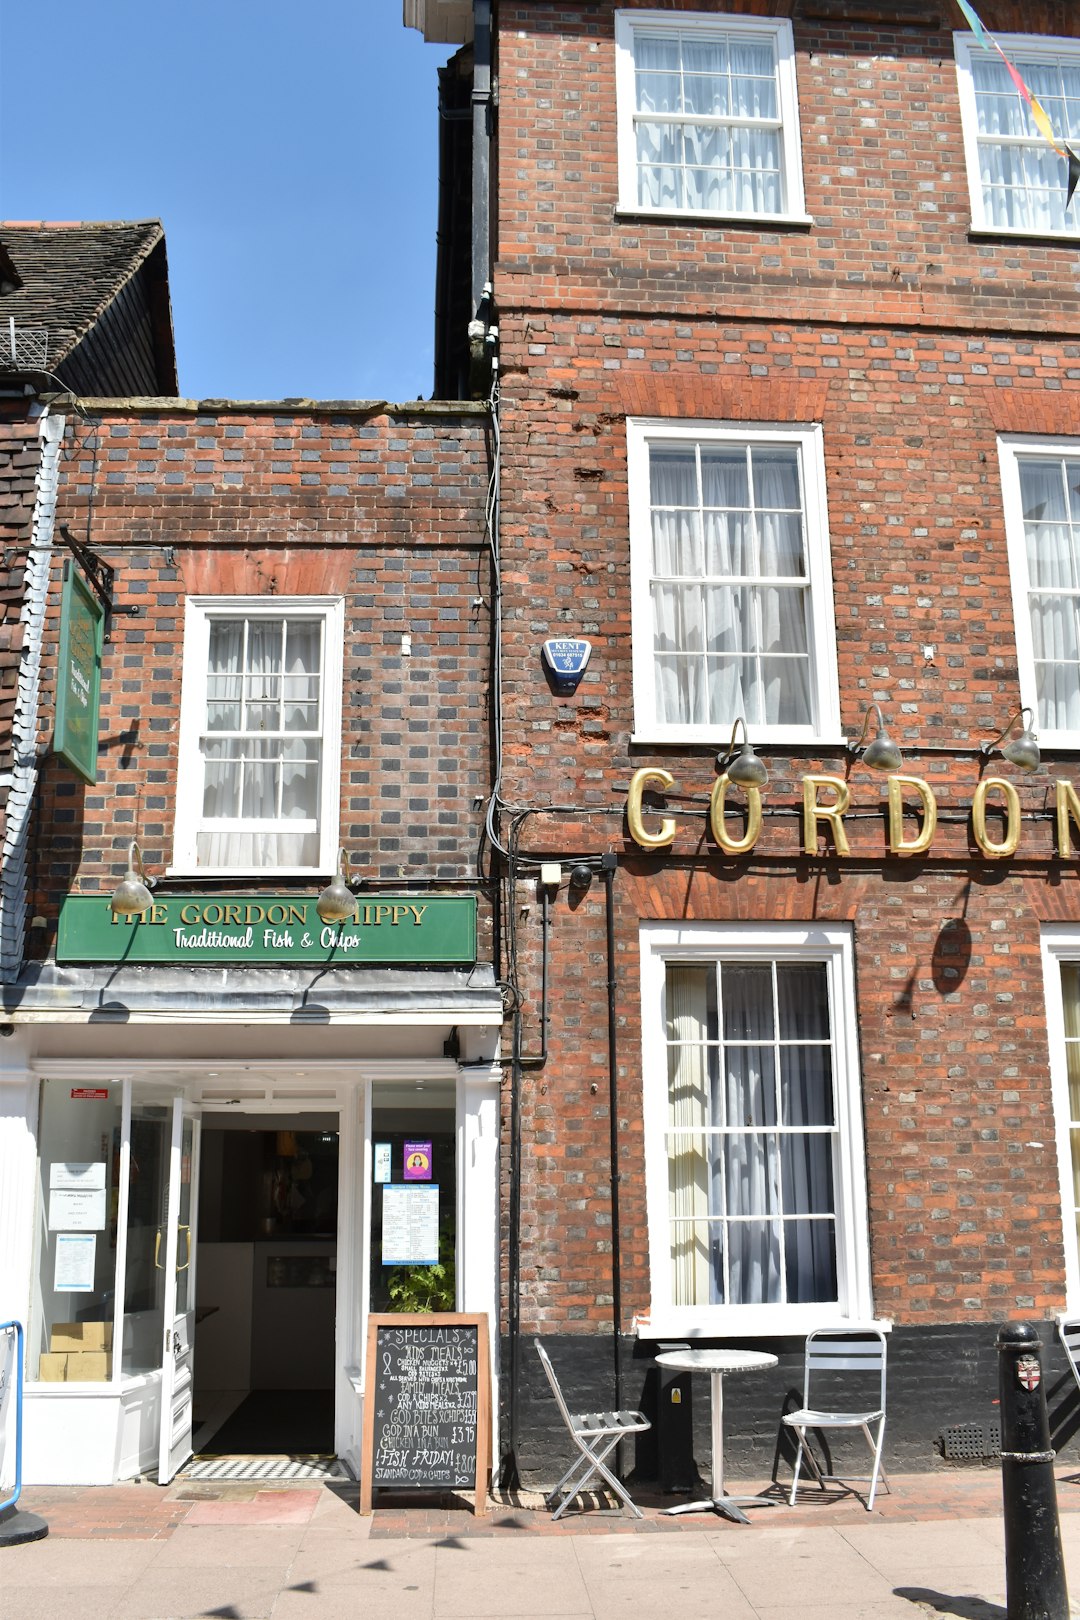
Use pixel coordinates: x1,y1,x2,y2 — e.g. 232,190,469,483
967,225,1080,246
637,1310,890,1340
164,868,330,881
616,207,814,231
629,732,848,752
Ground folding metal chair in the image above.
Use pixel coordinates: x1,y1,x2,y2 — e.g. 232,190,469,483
782,1327,890,1510
534,1339,651,1519
1057,1316,1080,1398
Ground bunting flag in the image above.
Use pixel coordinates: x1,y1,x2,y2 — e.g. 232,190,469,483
954,0,1080,209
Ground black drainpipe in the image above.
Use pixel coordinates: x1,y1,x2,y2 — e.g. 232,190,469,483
601,853,623,1416
471,0,492,317
502,863,551,1489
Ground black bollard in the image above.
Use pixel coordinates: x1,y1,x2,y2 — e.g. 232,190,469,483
997,1321,1069,1620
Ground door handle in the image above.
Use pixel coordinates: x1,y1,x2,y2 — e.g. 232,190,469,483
154,1229,163,1269
177,1225,192,1271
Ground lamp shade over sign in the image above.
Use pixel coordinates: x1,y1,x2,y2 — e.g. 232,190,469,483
542,638,592,694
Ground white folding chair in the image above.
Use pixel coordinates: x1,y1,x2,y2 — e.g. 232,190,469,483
782,1327,890,1510
1057,1316,1080,1398
535,1340,651,1519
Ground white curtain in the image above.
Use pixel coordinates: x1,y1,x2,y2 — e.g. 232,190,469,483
650,443,811,726
665,961,837,1308
1020,458,1080,731
199,618,322,868
774,965,837,1304
667,967,713,1305
634,30,781,214
973,54,1080,233
720,965,781,1305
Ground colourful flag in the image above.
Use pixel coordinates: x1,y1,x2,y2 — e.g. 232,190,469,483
953,0,1080,209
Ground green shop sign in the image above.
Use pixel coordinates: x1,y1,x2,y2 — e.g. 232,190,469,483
57,894,477,966
53,562,104,784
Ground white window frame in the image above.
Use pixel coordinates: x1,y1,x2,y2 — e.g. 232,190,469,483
171,595,344,877
614,10,809,225
639,921,872,1338
1040,926,1080,1313
627,418,841,747
999,433,1080,750
955,31,1080,240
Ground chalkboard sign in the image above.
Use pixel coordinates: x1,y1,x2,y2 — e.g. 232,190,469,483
360,1313,490,1515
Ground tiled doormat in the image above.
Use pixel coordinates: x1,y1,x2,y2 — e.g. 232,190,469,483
182,1456,351,1482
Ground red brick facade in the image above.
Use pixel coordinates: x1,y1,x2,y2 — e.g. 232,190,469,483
490,0,1080,1356
24,401,493,945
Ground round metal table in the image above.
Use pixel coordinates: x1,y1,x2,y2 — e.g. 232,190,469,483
656,1348,778,1523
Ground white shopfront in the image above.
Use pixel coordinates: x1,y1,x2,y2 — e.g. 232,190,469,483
0,966,502,1487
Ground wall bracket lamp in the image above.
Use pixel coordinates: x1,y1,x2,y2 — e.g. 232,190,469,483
847,702,903,774
981,707,1041,774
109,842,156,917
316,848,360,924
717,716,769,789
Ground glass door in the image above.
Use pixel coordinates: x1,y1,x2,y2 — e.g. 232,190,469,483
159,1105,201,1484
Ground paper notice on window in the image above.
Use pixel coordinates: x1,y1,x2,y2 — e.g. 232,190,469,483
381,1184,440,1266
50,1162,107,1191
54,1233,97,1293
49,1187,106,1231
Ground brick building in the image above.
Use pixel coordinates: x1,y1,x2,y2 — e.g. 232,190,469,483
408,0,1080,1486
7,0,1080,1499
0,229,503,1484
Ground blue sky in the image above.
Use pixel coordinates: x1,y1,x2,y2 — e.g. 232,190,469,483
0,2,454,401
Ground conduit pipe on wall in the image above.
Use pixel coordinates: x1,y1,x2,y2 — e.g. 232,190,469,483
601,854,624,1422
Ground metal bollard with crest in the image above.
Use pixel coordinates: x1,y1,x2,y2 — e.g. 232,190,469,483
996,1321,1069,1620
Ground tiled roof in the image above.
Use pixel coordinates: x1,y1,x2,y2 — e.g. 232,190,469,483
0,220,176,389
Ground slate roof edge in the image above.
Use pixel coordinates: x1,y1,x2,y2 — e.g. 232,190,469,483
10,220,168,369
39,394,489,417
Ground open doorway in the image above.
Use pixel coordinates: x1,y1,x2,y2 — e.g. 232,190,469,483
192,1113,339,1457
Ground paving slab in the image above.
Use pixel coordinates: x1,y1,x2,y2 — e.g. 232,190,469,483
433,1537,592,1617
0,1587,130,1620
574,1536,757,1620
0,1537,161,1586
182,1486,319,1526
718,1523,917,1608
148,1521,307,1566
108,1567,280,1620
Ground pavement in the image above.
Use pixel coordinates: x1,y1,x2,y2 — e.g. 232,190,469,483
4,1466,1080,1619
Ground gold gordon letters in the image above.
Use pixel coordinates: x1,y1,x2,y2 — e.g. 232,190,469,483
627,768,1079,861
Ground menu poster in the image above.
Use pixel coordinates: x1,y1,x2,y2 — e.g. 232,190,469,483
360,1313,491,1515
54,1233,97,1292
381,1184,439,1266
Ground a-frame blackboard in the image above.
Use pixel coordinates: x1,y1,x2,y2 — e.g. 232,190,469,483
360,1313,491,1515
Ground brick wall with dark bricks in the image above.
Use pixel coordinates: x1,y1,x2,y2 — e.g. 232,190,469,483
488,0,1080,1366
25,403,496,956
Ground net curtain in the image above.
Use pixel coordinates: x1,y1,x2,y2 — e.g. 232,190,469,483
650,444,813,728
972,53,1080,234
634,31,782,214
198,618,322,869
666,963,835,1309
1019,458,1080,732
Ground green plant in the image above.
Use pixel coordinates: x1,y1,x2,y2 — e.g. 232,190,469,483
386,1230,456,1313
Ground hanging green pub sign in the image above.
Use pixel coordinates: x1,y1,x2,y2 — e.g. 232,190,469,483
57,894,477,966
53,562,104,784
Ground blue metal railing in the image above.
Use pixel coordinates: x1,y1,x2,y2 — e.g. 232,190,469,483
0,1320,24,1514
